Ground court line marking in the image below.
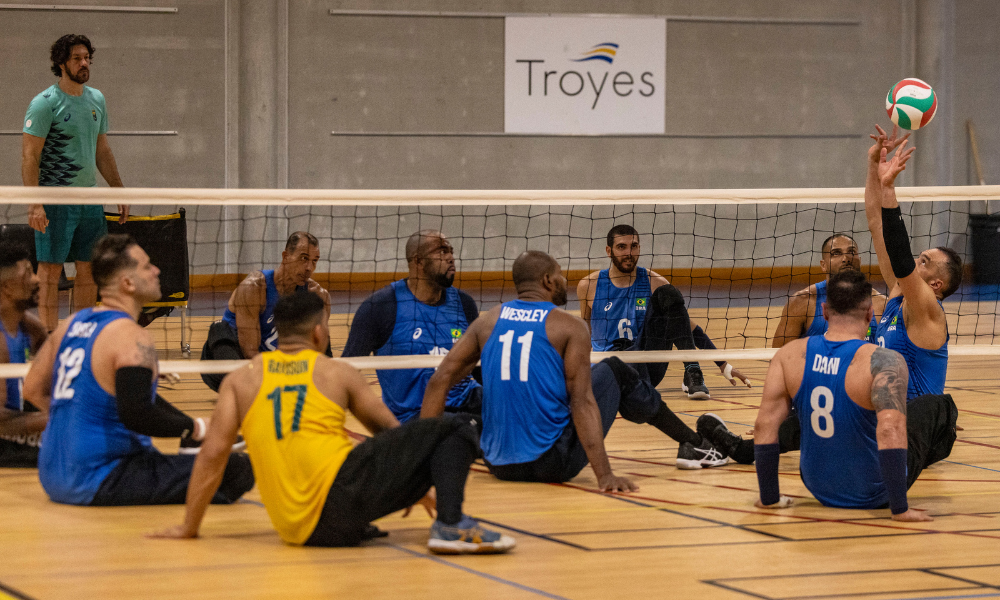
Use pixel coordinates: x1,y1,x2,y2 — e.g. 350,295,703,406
388,544,573,600
474,518,591,551
926,570,1000,592
956,439,1000,451
941,461,1000,474
0,581,35,600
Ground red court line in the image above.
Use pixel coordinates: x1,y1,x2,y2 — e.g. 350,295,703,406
958,409,1000,419
956,439,1000,451
607,454,801,477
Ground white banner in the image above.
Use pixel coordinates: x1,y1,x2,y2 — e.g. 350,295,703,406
504,16,666,134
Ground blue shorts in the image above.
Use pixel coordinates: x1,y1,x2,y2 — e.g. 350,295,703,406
34,204,107,264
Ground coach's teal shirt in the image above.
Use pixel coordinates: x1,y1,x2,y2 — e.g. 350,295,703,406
23,84,108,187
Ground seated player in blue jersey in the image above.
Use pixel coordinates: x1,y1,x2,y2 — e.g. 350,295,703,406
706,233,890,463
0,242,48,467
752,269,956,521
865,125,961,401
577,224,750,400
424,250,731,483
23,234,254,506
200,231,332,392
152,291,514,554
342,230,481,423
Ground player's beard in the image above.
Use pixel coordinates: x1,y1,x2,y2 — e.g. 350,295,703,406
66,65,89,84
551,280,568,307
16,287,40,311
610,254,636,274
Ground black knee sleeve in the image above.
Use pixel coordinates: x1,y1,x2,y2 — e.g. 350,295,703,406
617,379,664,424
652,283,686,312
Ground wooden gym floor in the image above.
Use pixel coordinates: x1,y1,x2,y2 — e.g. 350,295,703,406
1,310,998,600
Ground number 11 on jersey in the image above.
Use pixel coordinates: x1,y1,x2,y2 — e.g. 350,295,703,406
498,330,533,382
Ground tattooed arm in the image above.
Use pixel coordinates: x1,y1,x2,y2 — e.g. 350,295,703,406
870,346,909,449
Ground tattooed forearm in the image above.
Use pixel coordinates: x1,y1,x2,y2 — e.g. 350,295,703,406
870,347,908,415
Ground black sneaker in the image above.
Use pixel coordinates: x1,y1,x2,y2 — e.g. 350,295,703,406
682,364,710,400
676,437,729,470
696,413,742,459
179,434,248,455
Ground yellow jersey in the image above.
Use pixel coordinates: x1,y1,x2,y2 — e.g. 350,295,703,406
242,349,354,545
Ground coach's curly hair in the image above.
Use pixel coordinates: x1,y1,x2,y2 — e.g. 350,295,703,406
50,34,94,77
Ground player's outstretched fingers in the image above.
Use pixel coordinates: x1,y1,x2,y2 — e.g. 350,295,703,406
599,474,638,493
891,508,934,523
147,524,198,539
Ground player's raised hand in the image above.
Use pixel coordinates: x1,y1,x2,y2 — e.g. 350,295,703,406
891,507,934,522
721,363,752,388
755,495,794,509
878,140,915,188
869,124,910,165
146,524,198,539
598,473,638,493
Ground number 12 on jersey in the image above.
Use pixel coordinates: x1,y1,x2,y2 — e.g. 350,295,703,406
498,330,533,382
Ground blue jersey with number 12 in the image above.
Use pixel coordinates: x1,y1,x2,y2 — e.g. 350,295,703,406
481,300,568,466
794,336,886,509
39,309,154,505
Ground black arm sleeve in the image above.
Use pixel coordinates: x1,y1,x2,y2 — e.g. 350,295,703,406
115,367,195,437
341,285,397,357
881,207,917,279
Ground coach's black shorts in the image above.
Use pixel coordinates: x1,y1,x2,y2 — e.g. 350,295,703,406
304,415,478,547
90,450,254,506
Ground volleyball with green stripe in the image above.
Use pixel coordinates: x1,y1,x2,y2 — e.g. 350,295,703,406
885,78,937,130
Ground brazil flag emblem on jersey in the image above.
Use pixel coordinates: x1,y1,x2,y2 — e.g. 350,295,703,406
635,297,647,310
890,315,897,325
451,328,463,340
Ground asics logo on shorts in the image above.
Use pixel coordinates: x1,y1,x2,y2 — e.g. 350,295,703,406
604,302,613,311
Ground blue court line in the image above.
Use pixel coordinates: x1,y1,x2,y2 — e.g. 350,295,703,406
940,460,1000,474
389,544,572,600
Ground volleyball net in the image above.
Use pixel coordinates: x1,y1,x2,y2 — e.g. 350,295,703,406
1,184,1000,378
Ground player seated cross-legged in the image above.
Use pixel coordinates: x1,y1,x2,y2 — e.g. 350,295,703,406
342,230,481,422
577,224,750,400
753,269,954,521
23,234,254,506
152,291,515,554
424,250,729,480
200,231,331,392
0,242,48,467
699,233,888,463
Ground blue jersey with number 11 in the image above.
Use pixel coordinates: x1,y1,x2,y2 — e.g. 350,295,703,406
481,300,568,466
794,336,886,509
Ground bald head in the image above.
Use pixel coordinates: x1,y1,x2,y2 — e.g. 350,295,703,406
406,230,446,262
405,230,455,289
511,251,567,305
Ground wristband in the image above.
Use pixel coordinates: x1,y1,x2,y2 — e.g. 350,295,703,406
879,448,909,515
193,417,207,441
755,443,781,506
881,207,916,279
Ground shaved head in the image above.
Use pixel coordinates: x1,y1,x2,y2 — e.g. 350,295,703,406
512,251,559,289
405,230,445,263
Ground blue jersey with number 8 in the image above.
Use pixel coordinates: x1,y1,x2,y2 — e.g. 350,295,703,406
39,308,154,505
793,336,887,509
481,300,568,466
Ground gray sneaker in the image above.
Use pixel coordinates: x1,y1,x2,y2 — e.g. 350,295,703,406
428,516,516,555
682,365,710,400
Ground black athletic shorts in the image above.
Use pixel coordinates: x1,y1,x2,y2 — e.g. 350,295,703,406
304,415,478,547
0,436,41,468
90,450,254,506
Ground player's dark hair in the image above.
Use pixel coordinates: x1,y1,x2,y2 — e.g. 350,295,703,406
607,224,639,248
512,251,558,290
285,231,318,253
274,290,325,338
50,34,94,77
826,269,872,317
935,246,963,299
0,242,31,271
821,233,857,254
91,234,138,289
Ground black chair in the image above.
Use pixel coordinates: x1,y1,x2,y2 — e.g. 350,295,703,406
105,209,191,356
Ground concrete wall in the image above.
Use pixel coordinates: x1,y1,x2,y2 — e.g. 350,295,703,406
0,0,995,278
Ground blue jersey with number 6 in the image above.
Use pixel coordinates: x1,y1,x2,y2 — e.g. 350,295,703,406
590,267,651,351
481,300,568,466
793,336,886,509
39,308,154,505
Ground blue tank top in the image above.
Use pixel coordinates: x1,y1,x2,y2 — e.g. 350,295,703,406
2,322,32,410
801,280,879,343
590,267,651,351
481,300,569,466
794,336,887,509
875,296,947,399
375,280,478,423
38,308,155,505
222,270,305,353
